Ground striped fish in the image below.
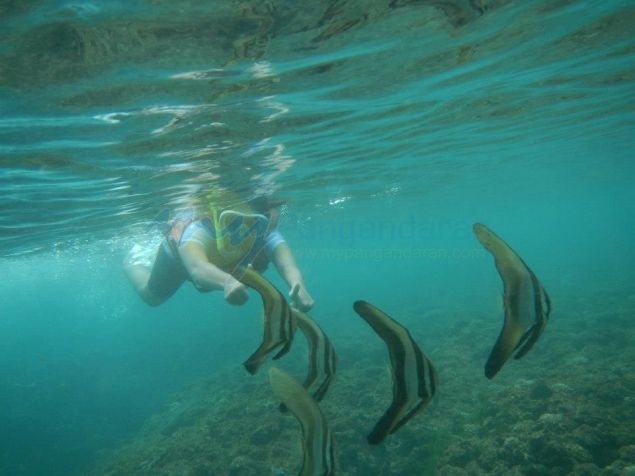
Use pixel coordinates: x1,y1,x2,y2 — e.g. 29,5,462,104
292,309,338,403
233,266,297,374
268,366,336,476
473,223,552,379
353,300,437,445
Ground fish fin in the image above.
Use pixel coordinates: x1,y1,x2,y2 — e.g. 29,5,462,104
272,337,293,360
513,324,542,359
367,402,403,444
484,311,525,379
389,399,429,436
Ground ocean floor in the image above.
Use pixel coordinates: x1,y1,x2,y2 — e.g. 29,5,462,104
90,290,635,475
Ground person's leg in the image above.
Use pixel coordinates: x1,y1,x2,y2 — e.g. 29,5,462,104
144,241,189,304
123,262,168,306
123,235,176,306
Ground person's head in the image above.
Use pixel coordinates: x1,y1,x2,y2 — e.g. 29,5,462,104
190,190,281,265
248,195,287,214
248,195,287,231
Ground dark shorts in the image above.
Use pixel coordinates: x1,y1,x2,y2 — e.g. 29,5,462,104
147,240,189,299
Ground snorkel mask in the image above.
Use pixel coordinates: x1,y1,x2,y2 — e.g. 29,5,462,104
196,190,271,264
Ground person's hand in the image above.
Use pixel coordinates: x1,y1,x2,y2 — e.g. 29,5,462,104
224,277,249,305
289,283,314,312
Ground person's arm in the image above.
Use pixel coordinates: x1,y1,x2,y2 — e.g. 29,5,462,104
270,243,314,311
179,241,248,305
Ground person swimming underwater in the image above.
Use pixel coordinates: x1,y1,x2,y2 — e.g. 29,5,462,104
123,190,314,311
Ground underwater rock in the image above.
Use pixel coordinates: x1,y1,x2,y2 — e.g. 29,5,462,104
602,445,635,474
528,380,553,399
442,441,479,466
228,455,250,476
530,437,593,467
538,412,564,425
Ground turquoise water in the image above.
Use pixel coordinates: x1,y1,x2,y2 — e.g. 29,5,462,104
1,1,635,475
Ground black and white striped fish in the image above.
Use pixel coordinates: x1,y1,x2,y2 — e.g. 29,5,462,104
292,309,338,404
233,266,297,374
473,223,552,379
268,366,336,476
353,300,437,444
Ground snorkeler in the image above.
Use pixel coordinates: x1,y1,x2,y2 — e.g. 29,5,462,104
123,190,314,312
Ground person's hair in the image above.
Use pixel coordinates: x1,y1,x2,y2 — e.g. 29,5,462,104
248,195,287,214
